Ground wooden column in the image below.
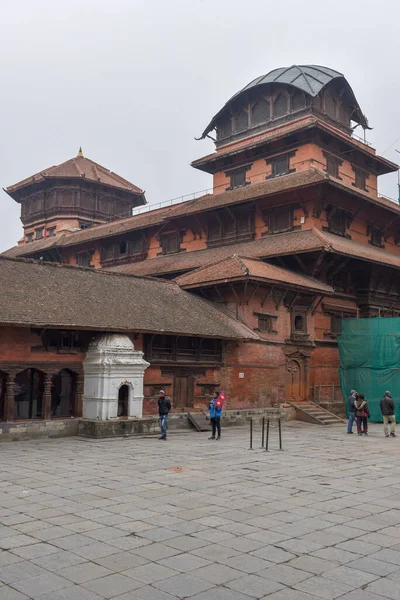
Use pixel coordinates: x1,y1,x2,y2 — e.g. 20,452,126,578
4,371,17,422
75,371,84,418
42,372,53,420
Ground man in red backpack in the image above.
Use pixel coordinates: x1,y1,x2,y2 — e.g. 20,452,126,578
208,391,224,440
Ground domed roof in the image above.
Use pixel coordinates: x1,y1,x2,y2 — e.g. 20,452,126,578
200,64,368,138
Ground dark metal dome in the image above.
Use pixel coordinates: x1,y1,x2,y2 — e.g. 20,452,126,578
200,64,368,138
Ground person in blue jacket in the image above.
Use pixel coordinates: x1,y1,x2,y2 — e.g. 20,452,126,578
208,391,222,440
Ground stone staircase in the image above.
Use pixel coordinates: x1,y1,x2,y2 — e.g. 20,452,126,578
187,412,212,432
289,401,345,426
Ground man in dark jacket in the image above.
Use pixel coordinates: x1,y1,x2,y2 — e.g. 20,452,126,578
158,390,171,440
380,391,396,438
347,390,357,434
208,391,222,440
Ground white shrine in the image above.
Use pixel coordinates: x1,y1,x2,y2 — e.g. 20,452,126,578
82,334,149,420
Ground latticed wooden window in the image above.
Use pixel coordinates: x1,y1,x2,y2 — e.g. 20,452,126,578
271,155,290,177
76,251,92,267
326,156,339,178
291,91,306,112
35,227,44,240
273,94,288,118
235,109,248,132
218,116,232,139
328,209,349,237
229,168,248,189
47,227,56,238
161,233,180,255
252,99,270,125
258,315,275,333
370,227,383,247
26,232,34,243
270,208,293,233
354,170,367,190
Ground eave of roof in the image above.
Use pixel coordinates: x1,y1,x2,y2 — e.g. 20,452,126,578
174,255,333,294
0,256,257,341
5,155,145,199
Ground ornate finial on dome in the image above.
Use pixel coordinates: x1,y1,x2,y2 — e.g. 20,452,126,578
77,146,84,157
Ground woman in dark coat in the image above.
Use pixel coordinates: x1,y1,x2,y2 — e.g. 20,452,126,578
354,393,370,435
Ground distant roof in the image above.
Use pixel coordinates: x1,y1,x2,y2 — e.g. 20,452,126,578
175,255,333,294
5,150,145,199
0,257,256,340
200,64,368,138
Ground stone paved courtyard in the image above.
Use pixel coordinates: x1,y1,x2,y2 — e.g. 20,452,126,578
1,421,400,599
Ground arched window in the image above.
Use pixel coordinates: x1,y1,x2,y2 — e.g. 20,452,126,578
235,108,248,132
291,91,306,112
118,385,130,417
273,94,288,119
251,99,270,125
14,369,44,420
119,240,127,255
51,370,76,418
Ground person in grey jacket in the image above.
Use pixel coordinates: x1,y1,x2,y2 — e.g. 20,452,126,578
380,391,396,438
347,390,357,434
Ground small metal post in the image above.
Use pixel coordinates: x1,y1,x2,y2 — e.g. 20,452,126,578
265,418,270,451
261,416,265,447
249,418,253,450
278,418,283,450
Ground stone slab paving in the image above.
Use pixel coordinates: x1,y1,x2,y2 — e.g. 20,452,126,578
1,421,400,598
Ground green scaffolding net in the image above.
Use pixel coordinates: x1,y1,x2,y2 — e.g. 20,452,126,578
338,318,400,422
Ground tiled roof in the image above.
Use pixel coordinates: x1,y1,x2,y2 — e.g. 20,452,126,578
108,229,328,276
5,155,144,196
2,170,326,258
175,255,333,294
0,257,257,340
316,228,400,269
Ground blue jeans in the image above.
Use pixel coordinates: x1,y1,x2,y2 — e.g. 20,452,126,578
160,415,168,438
347,412,356,433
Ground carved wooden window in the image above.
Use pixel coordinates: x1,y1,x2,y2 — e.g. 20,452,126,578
43,330,88,353
324,308,357,336
161,232,180,255
76,251,93,268
146,335,222,363
326,155,339,178
267,207,293,234
273,94,288,118
325,92,337,119
47,227,56,238
252,99,270,125
255,313,277,333
370,226,383,248
354,168,367,191
235,109,248,132
226,166,250,190
327,208,350,237
218,116,232,139
292,311,307,334
291,91,306,112
267,153,292,178
207,205,255,247
26,232,34,243
35,227,44,240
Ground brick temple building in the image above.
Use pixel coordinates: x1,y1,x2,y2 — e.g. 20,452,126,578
2,64,400,434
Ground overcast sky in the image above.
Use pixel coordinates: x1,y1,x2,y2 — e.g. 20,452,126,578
1,0,400,251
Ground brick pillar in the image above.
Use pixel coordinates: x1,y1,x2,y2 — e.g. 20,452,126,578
4,371,16,422
75,371,84,418
42,372,53,420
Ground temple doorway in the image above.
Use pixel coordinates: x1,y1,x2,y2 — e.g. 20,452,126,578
14,369,44,419
286,360,302,400
174,375,194,409
118,384,130,417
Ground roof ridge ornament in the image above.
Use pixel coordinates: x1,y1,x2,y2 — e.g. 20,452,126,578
77,147,84,157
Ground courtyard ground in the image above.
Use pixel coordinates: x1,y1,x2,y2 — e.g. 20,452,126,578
1,421,400,599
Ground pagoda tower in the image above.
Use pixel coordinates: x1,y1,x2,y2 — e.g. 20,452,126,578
4,148,146,245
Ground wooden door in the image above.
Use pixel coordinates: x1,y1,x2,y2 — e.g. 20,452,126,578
286,360,302,400
174,376,193,409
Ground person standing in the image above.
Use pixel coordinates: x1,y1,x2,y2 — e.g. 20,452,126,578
354,393,370,435
208,391,222,440
158,390,171,440
380,391,396,438
347,390,357,434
